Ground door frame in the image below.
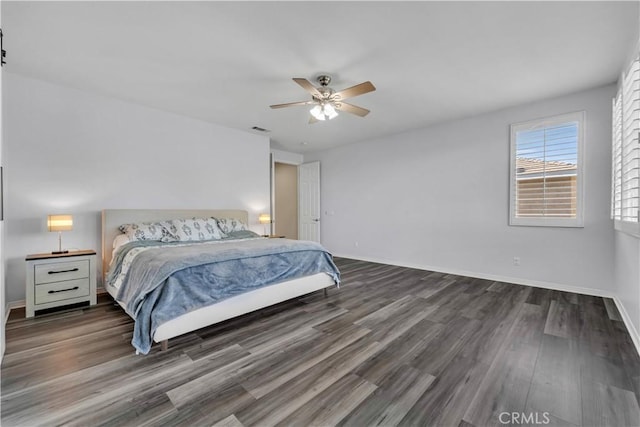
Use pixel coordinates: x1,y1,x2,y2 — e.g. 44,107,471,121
270,150,304,238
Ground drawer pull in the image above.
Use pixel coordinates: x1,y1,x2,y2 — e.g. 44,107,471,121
48,268,79,275
48,286,80,294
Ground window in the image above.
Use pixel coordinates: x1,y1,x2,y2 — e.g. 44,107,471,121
612,54,640,237
509,111,585,227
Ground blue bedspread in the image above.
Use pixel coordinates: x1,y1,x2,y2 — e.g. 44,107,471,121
107,237,340,354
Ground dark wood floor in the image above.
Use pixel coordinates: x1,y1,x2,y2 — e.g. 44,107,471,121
2,258,639,426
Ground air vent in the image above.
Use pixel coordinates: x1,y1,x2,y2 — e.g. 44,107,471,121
251,126,270,133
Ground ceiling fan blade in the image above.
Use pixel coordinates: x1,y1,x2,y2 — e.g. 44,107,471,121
293,78,323,98
333,81,376,100
334,102,370,117
308,115,319,124
270,100,315,109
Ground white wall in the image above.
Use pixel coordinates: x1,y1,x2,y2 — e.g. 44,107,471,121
614,232,640,341
307,85,616,295
3,73,271,303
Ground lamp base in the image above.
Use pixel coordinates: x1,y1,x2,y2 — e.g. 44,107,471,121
51,250,69,254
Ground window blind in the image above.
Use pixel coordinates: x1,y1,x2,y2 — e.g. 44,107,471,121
510,112,584,227
612,54,640,231
612,95,623,219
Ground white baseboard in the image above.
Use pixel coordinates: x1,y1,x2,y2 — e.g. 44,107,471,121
7,299,25,311
4,303,11,324
613,296,640,356
335,253,613,297
334,253,640,355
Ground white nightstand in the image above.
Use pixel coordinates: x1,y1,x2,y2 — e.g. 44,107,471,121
25,250,97,318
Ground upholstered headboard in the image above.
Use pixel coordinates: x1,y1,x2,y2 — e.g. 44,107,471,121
101,209,249,280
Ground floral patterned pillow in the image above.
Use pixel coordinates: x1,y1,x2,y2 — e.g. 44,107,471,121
167,218,227,241
119,221,175,242
215,217,248,234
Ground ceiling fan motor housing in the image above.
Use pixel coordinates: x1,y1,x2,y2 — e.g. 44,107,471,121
317,75,332,87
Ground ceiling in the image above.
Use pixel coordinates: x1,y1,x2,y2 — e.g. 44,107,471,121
3,1,639,153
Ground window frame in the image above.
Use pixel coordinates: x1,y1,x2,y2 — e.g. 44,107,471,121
509,111,585,228
615,219,640,237
611,53,640,238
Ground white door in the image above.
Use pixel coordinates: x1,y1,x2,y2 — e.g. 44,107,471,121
298,161,321,242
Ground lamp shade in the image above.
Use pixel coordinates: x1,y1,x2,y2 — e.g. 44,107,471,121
258,214,271,224
48,214,73,232
310,105,325,121
323,103,338,119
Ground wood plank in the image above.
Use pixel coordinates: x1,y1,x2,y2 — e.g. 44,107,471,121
603,298,622,321
578,298,623,362
581,379,640,427
358,297,439,346
212,414,245,427
581,351,635,393
240,323,371,399
399,285,531,426
2,352,195,426
67,390,177,427
544,299,580,339
234,336,383,426
526,334,582,425
339,364,435,426
463,303,546,426
165,326,326,408
486,281,513,293
276,373,377,426
415,275,457,299
409,315,482,376
354,318,444,385
611,319,640,407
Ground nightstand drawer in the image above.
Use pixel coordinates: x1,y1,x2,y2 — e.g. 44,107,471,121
35,278,90,304
34,260,89,285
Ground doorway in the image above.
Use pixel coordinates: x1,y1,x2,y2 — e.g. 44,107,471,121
274,162,298,239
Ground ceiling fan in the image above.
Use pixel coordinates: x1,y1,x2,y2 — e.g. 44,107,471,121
270,75,376,123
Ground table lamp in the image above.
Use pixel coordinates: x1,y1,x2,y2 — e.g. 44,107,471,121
258,213,271,236
48,214,73,254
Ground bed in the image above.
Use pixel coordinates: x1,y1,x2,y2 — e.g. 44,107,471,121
101,209,339,354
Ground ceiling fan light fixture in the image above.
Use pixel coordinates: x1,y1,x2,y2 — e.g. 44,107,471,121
310,104,326,121
324,103,338,119
310,102,338,121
